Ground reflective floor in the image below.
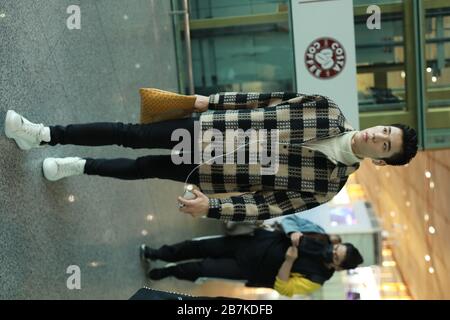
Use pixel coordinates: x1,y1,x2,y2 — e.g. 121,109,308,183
0,0,223,299
355,150,450,300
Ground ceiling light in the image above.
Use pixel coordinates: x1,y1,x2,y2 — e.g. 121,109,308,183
382,261,396,267
141,230,148,236
426,67,432,73
425,255,431,262
400,71,406,78
428,267,434,274
425,171,431,178
431,76,437,82
429,181,435,189
428,226,436,234
424,214,429,221
146,214,154,221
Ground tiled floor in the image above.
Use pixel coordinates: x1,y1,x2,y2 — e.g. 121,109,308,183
0,0,224,299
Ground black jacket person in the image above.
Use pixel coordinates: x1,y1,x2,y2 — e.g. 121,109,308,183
141,229,363,297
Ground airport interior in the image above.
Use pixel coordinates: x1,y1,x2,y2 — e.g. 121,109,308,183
0,0,449,300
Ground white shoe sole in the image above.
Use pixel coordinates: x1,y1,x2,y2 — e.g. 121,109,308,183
43,158,59,181
5,110,18,139
5,110,34,150
164,263,177,267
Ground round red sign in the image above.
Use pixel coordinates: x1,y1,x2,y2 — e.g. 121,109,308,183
304,37,346,79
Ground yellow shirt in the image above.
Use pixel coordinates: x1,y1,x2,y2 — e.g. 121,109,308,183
274,273,321,297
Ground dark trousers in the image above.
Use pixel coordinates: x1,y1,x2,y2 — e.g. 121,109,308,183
45,117,200,184
154,236,254,282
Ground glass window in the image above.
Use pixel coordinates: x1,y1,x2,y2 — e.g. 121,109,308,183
424,4,450,108
353,1,406,112
184,0,293,94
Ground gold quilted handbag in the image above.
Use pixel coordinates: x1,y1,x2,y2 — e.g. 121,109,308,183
139,88,197,124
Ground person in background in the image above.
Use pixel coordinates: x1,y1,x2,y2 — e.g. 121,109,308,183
277,214,342,246
140,225,363,297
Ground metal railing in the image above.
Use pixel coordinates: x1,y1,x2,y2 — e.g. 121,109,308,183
169,0,195,94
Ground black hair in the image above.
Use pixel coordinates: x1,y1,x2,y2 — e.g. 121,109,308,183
382,124,418,166
340,243,364,270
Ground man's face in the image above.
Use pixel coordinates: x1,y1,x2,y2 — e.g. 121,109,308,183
333,244,347,268
351,126,403,165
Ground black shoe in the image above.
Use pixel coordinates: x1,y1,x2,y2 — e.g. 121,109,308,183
148,267,173,280
139,244,158,261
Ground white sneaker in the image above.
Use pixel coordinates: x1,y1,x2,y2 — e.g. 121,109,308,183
43,157,86,181
4,110,50,150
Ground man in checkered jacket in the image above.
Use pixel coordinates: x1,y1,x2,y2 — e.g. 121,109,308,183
177,92,418,222
5,92,418,223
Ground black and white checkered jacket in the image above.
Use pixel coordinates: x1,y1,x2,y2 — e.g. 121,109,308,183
195,92,359,222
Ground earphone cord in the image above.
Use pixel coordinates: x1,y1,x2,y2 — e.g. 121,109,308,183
182,139,359,190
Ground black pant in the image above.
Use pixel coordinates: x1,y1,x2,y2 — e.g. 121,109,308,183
45,117,200,184
153,236,254,282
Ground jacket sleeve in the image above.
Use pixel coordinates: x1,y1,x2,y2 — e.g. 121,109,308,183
207,92,305,110
274,274,321,297
206,190,327,222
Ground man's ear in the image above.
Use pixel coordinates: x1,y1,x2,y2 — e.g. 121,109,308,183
372,159,387,166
